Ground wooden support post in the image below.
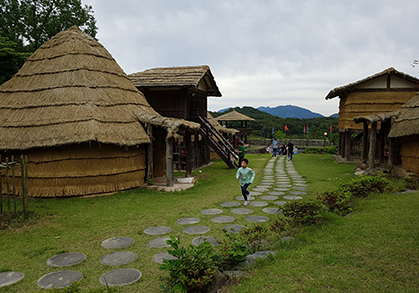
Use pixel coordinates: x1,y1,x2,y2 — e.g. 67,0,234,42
388,138,394,170
379,128,385,164
24,156,28,213
166,136,174,187
20,155,26,217
344,132,351,160
369,122,377,169
338,133,343,157
0,155,2,214
5,157,10,213
11,155,16,213
185,131,192,177
147,124,154,181
362,123,368,163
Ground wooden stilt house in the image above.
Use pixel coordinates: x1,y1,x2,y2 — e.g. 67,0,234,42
129,66,238,169
0,26,199,197
215,109,255,145
325,67,419,161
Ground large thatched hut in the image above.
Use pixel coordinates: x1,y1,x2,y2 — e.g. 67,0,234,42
388,92,419,173
0,26,199,197
215,109,255,144
325,67,419,161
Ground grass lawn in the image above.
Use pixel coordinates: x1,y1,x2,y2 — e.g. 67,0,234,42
1,153,417,292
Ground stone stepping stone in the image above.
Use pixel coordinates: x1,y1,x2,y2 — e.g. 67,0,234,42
263,176,274,179
252,188,269,192
294,183,308,186
249,191,262,196
293,187,309,191
224,270,246,278
290,191,307,195
276,179,290,182
183,226,210,234
152,252,177,264
281,236,295,243
274,201,287,206
274,188,289,192
258,183,273,186
47,252,86,267
235,195,255,201
276,184,292,188
261,180,275,183
267,192,284,196
144,226,172,235
283,195,303,200
262,208,283,214
201,208,223,215
211,216,235,223
102,237,134,249
192,236,221,247
260,195,279,200
148,236,171,248
100,251,137,266
0,272,24,288
176,217,200,225
248,201,268,207
38,271,83,289
221,201,241,207
231,208,254,214
223,225,247,234
99,269,142,287
245,215,269,223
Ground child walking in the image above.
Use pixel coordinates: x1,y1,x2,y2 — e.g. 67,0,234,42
235,158,255,206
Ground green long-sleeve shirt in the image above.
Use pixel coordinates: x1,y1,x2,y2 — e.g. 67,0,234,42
236,167,255,186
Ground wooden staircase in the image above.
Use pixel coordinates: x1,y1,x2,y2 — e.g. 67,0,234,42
198,115,239,169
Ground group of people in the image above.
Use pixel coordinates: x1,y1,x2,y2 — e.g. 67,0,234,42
267,139,297,161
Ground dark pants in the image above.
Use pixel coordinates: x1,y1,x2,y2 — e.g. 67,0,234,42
241,183,250,201
238,156,245,166
273,148,278,156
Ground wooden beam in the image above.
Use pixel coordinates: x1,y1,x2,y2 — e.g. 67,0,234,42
344,132,351,160
166,136,174,187
379,128,385,164
388,138,394,170
369,122,377,169
147,124,154,181
362,123,368,163
185,132,192,177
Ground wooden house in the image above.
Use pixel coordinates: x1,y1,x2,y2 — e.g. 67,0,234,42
325,67,419,161
129,66,239,169
0,26,199,197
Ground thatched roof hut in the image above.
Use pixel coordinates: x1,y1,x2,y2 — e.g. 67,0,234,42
0,26,199,197
215,109,255,122
207,112,239,136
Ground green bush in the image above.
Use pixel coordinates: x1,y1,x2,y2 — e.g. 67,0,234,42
217,230,250,270
282,200,324,225
317,189,353,215
303,146,337,155
269,214,292,235
405,174,419,190
239,225,270,253
338,175,388,198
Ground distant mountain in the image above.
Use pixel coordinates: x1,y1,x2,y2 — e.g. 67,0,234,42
257,105,323,119
329,113,339,118
217,107,231,113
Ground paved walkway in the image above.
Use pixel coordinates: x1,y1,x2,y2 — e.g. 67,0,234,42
1,155,307,289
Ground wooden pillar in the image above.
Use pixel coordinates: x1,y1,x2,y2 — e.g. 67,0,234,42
362,123,368,163
369,122,377,169
166,136,174,187
379,127,385,164
338,132,343,157
344,132,351,160
388,138,394,170
185,131,192,177
147,124,154,181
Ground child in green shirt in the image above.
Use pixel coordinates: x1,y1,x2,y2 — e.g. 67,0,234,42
235,158,255,206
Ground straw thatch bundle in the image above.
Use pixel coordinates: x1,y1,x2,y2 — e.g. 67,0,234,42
388,92,419,138
215,109,255,122
354,111,400,125
207,112,239,135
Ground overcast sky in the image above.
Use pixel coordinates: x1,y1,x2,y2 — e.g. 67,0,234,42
85,0,419,116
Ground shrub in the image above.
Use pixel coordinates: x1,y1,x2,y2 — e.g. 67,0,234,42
338,175,388,198
302,146,337,155
217,230,250,270
239,225,270,253
269,214,292,235
282,200,324,225
405,174,419,190
317,189,353,215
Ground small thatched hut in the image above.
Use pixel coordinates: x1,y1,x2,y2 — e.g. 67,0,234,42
0,26,199,197
325,67,419,160
207,112,239,160
388,92,419,173
215,109,255,144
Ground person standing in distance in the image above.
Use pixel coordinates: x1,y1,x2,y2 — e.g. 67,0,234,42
287,141,294,161
236,158,255,206
271,138,279,157
236,141,245,166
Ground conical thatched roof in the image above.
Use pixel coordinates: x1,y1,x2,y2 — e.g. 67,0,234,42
128,65,222,97
215,109,255,122
0,26,199,150
388,92,419,138
207,112,239,135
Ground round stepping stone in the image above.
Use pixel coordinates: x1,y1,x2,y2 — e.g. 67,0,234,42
176,217,200,225
294,183,308,186
274,201,287,206
283,195,303,200
152,252,177,264
99,269,142,286
245,216,269,223
148,236,171,248
274,188,290,192
192,236,221,247
183,226,210,234
257,185,272,188
276,184,292,188
221,201,241,207
267,192,284,196
260,195,279,200
0,272,24,288
47,252,86,267
223,225,247,234
262,208,283,214
252,188,269,192
249,191,262,196
263,176,274,179
201,208,223,215
248,201,268,207
211,216,235,223
231,208,254,214
37,271,83,289
293,187,309,191
290,191,307,195
261,180,274,183
102,237,134,249
143,226,172,235
235,195,255,201
100,251,137,266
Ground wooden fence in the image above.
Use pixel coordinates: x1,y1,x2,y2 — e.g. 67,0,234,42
0,155,29,228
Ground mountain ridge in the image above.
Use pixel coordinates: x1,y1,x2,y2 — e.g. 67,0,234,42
217,105,338,118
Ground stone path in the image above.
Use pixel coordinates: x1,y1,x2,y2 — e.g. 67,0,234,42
3,155,308,290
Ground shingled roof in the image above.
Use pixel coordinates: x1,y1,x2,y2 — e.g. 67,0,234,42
128,65,222,97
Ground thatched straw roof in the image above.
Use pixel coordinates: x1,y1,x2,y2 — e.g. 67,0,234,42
325,67,419,100
128,66,222,97
0,26,199,150
388,92,419,138
215,109,255,122
207,112,239,135
354,111,400,125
